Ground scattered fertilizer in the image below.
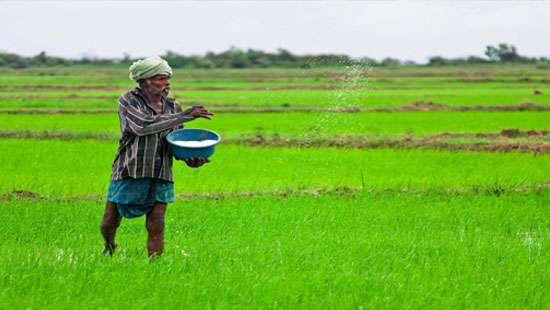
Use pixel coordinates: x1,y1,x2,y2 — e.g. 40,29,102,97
172,139,218,148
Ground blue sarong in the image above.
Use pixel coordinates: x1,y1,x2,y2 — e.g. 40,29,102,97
107,178,174,218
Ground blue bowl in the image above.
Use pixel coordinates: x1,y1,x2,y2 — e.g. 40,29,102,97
166,128,221,160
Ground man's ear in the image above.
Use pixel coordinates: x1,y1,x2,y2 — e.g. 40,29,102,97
138,79,151,87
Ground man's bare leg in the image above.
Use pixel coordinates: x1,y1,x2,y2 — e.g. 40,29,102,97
100,201,121,256
146,202,167,259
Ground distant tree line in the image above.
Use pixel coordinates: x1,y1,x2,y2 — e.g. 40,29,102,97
427,44,548,66
0,44,547,69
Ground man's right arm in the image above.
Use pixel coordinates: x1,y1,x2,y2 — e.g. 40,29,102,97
119,96,194,136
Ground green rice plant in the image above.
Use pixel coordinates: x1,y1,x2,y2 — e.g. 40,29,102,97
176,88,550,108
1,192,547,308
1,139,548,197
1,65,549,110
1,89,547,110
0,65,548,308
0,111,548,140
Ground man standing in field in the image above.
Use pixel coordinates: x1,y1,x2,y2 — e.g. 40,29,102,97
100,56,213,258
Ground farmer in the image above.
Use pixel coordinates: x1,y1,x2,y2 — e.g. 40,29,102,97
100,56,213,258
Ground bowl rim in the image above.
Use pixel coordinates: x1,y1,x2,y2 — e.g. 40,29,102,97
166,128,221,149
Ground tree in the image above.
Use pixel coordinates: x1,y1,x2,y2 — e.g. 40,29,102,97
485,43,521,62
227,47,249,68
358,57,378,66
466,55,489,64
0,52,29,68
276,48,296,62
380,57,401,66
33,51,48,65
427,56,449,66
122,52,131,63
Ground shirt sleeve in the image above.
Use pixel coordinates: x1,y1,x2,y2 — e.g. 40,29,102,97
173,101,186,130
119,95,194,136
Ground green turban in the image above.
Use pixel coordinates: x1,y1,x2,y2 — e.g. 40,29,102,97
128,56,173,82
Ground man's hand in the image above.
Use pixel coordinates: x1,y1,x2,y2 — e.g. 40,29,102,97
188,105,214,120
184,157,210,168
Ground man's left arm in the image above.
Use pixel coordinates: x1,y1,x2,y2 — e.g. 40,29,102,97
173,102,184,130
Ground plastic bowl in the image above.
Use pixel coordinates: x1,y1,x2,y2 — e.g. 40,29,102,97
166,128,221,160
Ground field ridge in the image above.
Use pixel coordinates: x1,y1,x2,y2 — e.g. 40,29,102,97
3,182,550,202
1,102,550,114
2,129,548,153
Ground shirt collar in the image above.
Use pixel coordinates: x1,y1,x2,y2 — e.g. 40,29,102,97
132,87,175,113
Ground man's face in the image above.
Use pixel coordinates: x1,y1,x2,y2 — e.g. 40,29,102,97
143,74,171,96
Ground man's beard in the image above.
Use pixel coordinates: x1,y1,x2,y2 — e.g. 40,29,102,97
144,81,169,96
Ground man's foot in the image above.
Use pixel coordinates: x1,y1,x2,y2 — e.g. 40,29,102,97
102,242,117,256
148,252,162,262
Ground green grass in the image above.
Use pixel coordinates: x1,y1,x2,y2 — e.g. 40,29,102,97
1,63,549,82
1,139,548,197
1,65,549,308
1,88,549,109
0,98,114,109
1,192,548,308
1,65,549,110
1,111,548,138
178,88,550,108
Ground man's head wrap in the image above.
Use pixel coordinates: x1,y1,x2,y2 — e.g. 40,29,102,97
128,56,173,82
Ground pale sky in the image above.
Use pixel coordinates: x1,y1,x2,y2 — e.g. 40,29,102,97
1,1,549,63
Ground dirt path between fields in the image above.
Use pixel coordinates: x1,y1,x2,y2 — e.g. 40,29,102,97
0,77,548,92
0,102,549,114
1,129,548,154
2,183,549,202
